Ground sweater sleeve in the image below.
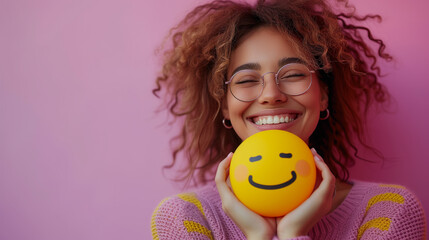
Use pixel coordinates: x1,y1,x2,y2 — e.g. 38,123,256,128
151,193,215,240
357,184,427,240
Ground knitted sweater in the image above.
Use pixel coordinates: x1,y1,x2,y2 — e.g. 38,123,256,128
151,180,426,239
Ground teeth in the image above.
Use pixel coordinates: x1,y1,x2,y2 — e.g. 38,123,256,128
273,116,279,124
254,115,297,125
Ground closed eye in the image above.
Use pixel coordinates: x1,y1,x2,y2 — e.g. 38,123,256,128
280,73,305,78
279,74,306,83
249,155,262,162
235,79,260,85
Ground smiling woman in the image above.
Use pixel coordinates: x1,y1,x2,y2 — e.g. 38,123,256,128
150,0,426,239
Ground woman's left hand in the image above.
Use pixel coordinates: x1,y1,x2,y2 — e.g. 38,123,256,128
275,148,336,239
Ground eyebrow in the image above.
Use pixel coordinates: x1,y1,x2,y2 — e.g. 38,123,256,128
278,57,306,67
229,57,307,77
230,63,261,77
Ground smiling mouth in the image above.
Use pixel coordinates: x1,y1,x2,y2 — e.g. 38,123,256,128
252,114,299,126
248,171,297,190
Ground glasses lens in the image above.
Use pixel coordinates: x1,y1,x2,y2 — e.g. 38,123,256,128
277,63,312,96
230,70,263,101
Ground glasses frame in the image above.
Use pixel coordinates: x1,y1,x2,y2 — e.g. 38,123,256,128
225,63,315,102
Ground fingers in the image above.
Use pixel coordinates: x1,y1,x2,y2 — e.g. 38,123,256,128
215,152,234,202
215,153,276,239
310,148,336,199
215,152,233,183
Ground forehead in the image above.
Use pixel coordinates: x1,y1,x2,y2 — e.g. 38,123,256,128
228,26,307,76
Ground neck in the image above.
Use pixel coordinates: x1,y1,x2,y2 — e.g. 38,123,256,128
330,179,353,212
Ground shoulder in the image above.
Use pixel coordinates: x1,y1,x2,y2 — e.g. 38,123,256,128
151,184,221,240
356,181,424,213
352,180,427,239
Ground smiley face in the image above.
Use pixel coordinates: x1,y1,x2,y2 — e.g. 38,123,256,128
247,153,297,190
230,130,316,217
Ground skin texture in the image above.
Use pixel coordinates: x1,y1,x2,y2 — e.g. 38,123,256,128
216,26,346,239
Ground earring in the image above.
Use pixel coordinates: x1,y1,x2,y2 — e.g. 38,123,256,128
222,118,233,129
320,109,330,120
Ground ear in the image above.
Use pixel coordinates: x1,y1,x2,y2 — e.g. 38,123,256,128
320,84,329,110
221,99,230,119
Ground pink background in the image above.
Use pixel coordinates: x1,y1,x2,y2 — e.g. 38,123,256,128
0,0,428,239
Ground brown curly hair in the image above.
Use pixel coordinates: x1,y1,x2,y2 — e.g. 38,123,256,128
153,0,392,186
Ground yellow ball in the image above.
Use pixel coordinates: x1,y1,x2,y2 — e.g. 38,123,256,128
229,130,316,217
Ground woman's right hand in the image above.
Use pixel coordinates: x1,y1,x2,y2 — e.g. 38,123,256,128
215,152,276,240
275,148,336,239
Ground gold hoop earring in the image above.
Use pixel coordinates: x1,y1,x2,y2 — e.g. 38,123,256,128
222,118,233,129
320,109,330,120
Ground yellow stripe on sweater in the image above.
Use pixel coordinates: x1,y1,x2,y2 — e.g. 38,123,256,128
366,193,404,212
379,184,405,189
151,197,169,240
178,193,205,216
184,220,214,240
357,217,391,240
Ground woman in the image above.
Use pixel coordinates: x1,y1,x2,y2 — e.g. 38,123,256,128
151,0,426,239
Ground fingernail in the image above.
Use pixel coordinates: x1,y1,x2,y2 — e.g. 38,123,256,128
314,155,323,162
311,148,317,154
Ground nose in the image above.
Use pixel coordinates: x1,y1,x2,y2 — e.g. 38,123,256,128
258,72,288,104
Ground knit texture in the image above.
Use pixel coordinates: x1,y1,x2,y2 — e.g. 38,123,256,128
151,180,427,239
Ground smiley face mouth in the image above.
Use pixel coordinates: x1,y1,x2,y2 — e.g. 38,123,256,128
248,171,297,190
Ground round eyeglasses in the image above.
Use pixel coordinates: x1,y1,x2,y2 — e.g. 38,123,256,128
225,63,314,102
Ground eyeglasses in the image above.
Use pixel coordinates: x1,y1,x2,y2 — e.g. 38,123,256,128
225,63,314,102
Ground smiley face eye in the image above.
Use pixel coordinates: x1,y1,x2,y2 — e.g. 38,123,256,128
279,153,292,158
249,155,262,162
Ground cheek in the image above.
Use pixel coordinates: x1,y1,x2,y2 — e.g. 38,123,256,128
295,160,310,177
226,94,254,141
295,79,323,111
290,88,323,141
234,164,249,182
227,95,249,119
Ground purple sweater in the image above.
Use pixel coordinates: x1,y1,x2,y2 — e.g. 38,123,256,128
151,180,426,239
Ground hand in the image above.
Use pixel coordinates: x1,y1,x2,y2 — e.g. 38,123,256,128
276,148,336,239
215,152,276,240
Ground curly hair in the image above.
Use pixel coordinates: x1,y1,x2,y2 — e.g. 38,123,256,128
153,0,392,186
